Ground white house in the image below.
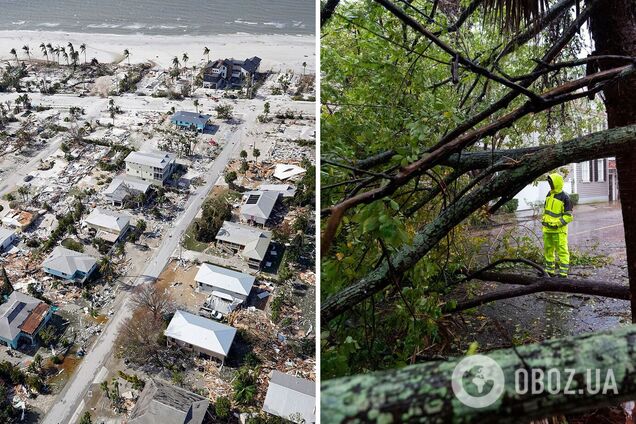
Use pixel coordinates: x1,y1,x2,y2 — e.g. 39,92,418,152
42,246,97,284
273,164,306,181
102,175,152,207
239,190,280,226
164,310,236,361
258,184,297,198
0,228,16,252
263,371,316,424
195,264,255,314
125,151,176,185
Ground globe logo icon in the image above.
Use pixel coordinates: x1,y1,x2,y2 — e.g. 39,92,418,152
451,354,505,408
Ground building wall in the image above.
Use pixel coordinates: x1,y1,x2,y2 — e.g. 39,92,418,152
87,222,129,239
0,234,15,251
167,336,226,361
125,162,173,186
196,282,248,302
575,159,609,204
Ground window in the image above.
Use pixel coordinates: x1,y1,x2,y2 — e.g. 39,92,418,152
597,159,605,182
581,161,590,182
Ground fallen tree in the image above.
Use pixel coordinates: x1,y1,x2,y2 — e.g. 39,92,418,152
447,271,630,312
322,124,636,322
321,324,636,423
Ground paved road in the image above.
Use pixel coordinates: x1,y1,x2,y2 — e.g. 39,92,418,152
41,109,254,424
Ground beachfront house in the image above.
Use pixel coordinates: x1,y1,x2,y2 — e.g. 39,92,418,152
263,371,316,424
164,310,236,362
84,208,131,243
42,246,97,284
1,209,37,231
194,263,255,314
215,221,272,269
103,175,152,207
125,151,176,186
170,111,211,133
128,379,209,424
0,227,17,252
239,190,280,226
0,291,53,349
202,56,261,89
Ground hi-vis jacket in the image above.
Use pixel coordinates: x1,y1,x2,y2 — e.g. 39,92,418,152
542,173,573,233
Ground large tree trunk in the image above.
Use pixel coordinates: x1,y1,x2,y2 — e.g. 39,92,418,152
590,0,636,322
321,324,636,423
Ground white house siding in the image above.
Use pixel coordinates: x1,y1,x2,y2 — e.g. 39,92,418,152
196,283,248,302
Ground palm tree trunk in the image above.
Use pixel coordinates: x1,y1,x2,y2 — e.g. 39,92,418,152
590,0,636,322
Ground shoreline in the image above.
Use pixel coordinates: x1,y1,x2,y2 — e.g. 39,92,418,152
0,30,315,72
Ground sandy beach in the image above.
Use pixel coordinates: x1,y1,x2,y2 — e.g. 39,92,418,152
0,30,315,72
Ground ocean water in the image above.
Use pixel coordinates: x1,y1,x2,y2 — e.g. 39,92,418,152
0,0,315,35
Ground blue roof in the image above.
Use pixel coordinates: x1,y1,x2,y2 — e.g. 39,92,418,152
170,111,211,127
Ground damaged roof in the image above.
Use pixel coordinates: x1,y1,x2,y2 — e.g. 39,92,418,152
129,378,209,424
194,263,255,297
164,310,236,357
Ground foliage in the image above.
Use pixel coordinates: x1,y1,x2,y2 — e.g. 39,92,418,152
215,396,231,419
570,193,579,205
500,198,519,214
193,190,232,242
79,411,93,424
215,104,234,120
61,238,84,252
232,365,259,405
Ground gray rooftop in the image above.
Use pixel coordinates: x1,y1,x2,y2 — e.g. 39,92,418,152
240,190,280,221
103,175,152,203
125,151,176,169
170,111,211,128
42,246,96,276
85,208,130,234
0,291,46,342
215,221,272,261
263,371,316,423
0,227,15,244
129,379,209,424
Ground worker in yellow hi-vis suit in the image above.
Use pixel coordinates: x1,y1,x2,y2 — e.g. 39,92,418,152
542,173,574,277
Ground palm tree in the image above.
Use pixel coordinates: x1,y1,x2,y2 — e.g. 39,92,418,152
9,48,17,65
253,148,260,163
123,49,130,65
182,52,189,70
172,56,180,69
67,42,74,55
193,99,199,113
22,45,30,61
53,46,60,64
71,51,79,70
62,50,69,66
39,43,48,63
302,61,307,75
203,46,210,62
80,43,86,64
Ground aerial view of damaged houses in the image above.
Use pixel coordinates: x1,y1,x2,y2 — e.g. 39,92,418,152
0,31,316,424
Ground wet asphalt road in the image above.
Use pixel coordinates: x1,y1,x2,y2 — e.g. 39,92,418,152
452,202,630,353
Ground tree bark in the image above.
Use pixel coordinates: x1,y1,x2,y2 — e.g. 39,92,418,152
590,0,636,322
447,271,630,312
321,324,636,423
322,125,636,323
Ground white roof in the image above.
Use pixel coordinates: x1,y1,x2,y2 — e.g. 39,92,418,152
257,184,296,197
215,222,272,261
273,164,306,181
125,151,176,169
263,371,316,423
0,227,15,244
85,208,130,234
240,191,279,221
195,263,255,297
42,246,96,275
164,310,236,357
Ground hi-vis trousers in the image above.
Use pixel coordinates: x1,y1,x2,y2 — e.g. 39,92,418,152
543,232,569,277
